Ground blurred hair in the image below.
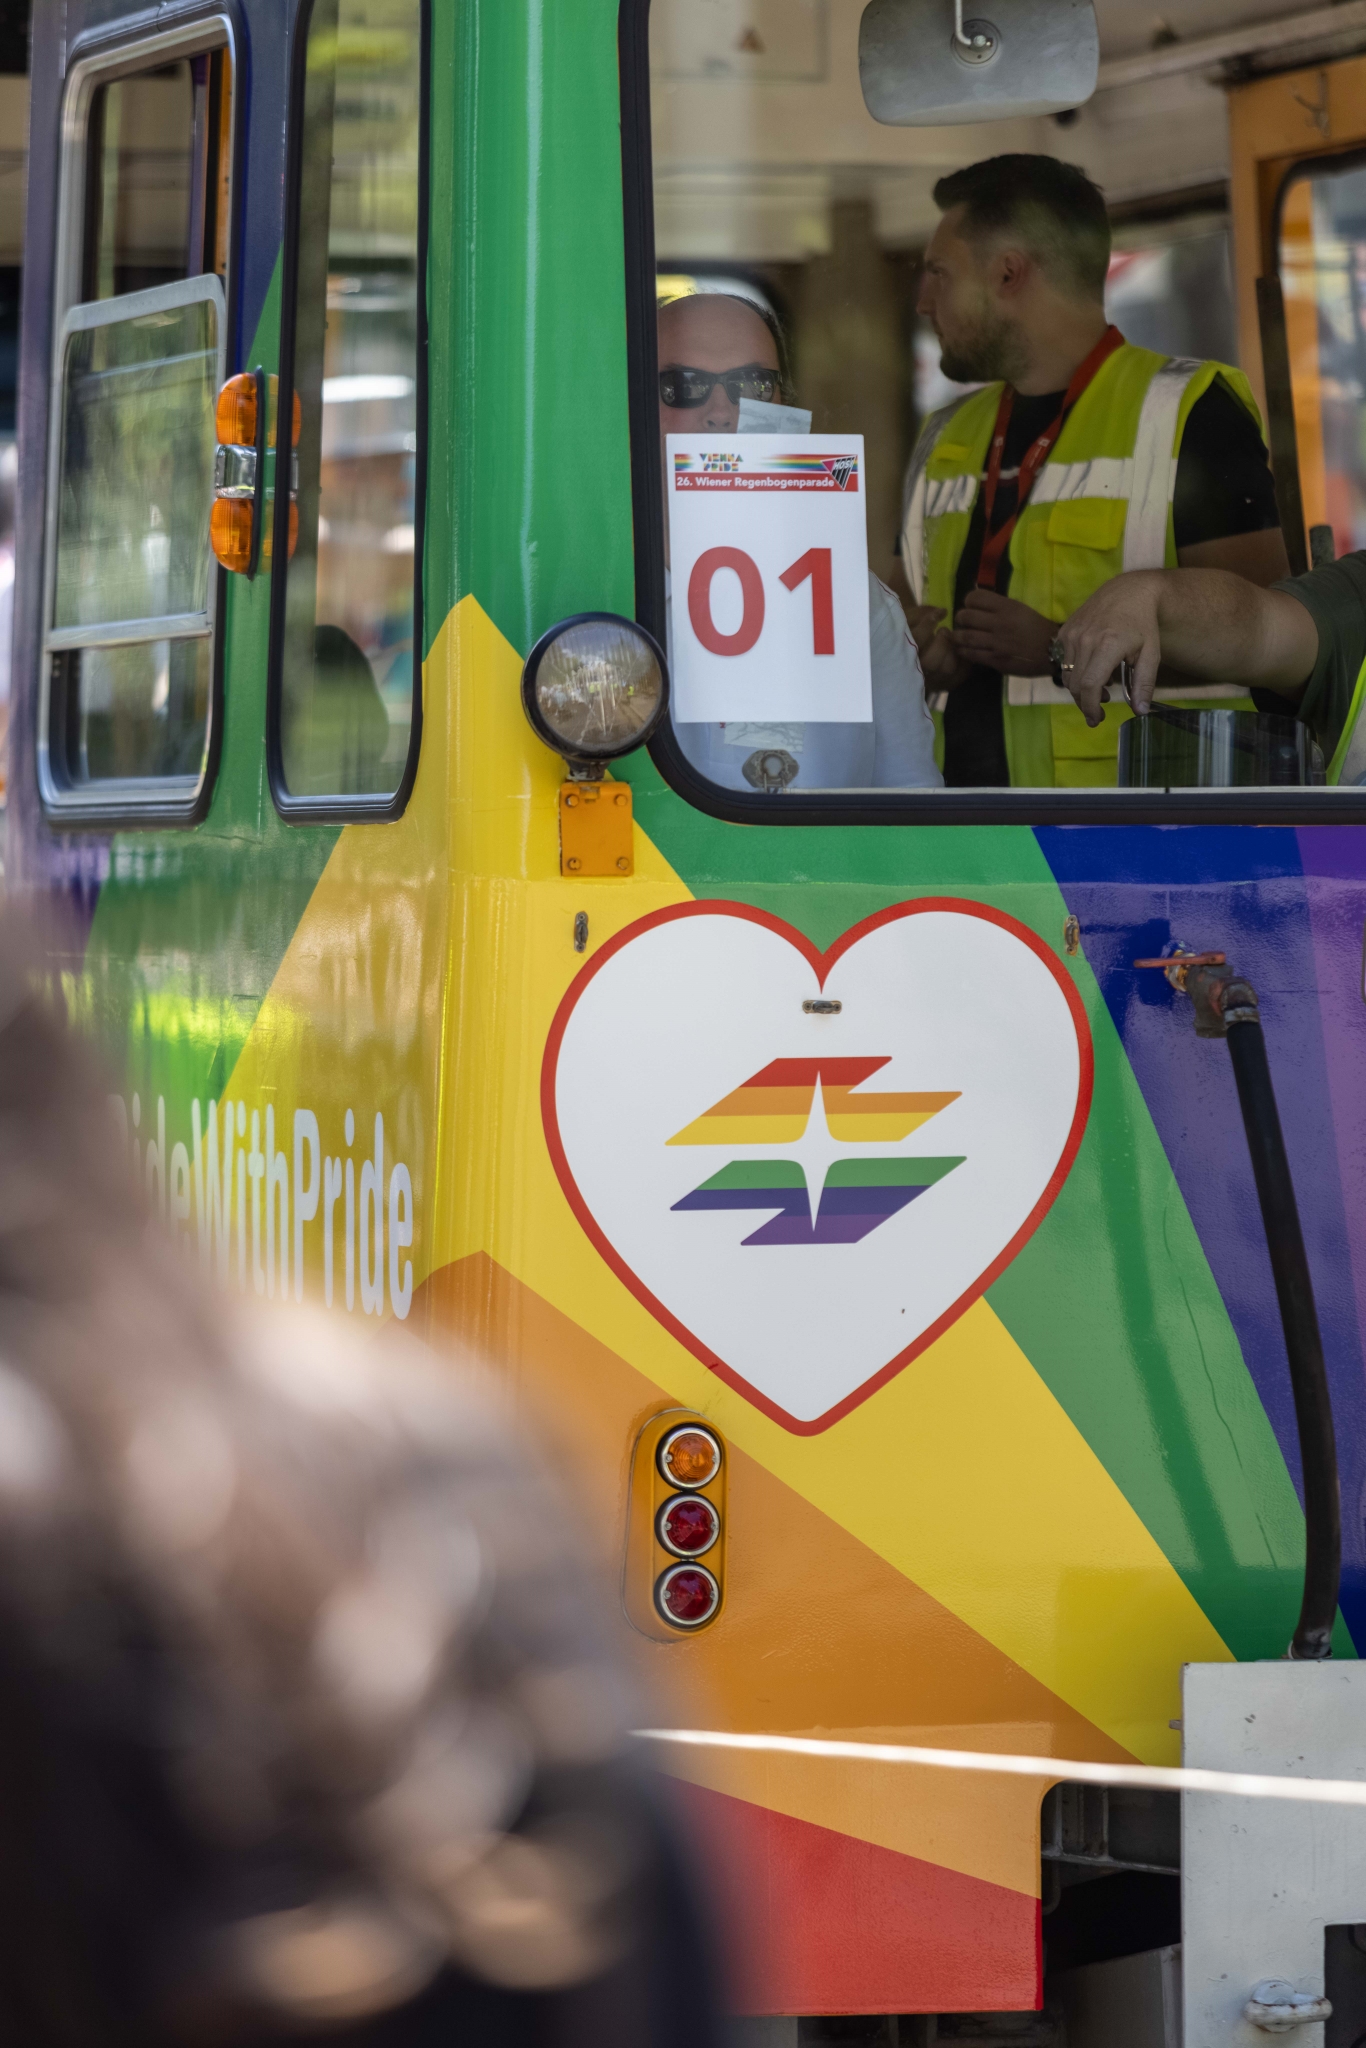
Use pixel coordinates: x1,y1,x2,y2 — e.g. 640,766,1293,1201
0,914,722,2048
932,154,1111,300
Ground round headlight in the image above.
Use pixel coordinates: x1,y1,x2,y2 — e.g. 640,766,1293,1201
521,613,668,765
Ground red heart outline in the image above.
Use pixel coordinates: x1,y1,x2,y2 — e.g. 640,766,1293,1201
541,897,1094,1435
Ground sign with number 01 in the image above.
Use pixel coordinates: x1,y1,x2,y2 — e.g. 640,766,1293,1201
666,434,872,724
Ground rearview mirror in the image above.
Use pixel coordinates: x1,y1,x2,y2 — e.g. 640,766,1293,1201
859,0,1098,125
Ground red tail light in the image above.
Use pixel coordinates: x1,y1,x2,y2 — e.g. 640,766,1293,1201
655,1563,720,1628
657,1493,719,1558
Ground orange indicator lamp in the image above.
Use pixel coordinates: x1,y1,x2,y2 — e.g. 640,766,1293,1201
210,497,254,575
658,1424,722,1489
214,371,258,447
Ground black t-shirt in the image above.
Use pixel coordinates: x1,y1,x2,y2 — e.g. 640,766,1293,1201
941,377,1283,787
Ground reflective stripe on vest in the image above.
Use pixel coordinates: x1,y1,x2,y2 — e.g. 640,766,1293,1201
1123,356,1203,571
923,473,979,520
1328,655,1366,785
903,465,929,601
925,456,1140,521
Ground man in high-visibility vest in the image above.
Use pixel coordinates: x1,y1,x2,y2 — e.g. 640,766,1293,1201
902,154,1289,788
1050,555,1366,786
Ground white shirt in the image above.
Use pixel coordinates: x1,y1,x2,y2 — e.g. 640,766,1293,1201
672,571,942,792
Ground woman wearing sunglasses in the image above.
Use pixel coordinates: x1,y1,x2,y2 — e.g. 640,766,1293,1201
657,291,942,793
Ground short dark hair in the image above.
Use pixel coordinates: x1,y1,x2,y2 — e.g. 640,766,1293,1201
932,155,1110,299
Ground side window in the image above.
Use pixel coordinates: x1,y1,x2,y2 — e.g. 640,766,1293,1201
636,3,1320,812
41,34,233,819
1279,155,1366,562
273,0,422,813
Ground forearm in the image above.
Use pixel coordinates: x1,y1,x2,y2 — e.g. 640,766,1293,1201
1054,566,1319,724
1145,570,1313,694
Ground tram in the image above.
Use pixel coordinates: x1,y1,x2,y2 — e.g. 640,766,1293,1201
11,0,1366,2037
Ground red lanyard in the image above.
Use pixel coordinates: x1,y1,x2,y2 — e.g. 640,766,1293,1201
975,324,1125,592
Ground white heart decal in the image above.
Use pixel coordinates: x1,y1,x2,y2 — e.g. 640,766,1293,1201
543,899,1092,1433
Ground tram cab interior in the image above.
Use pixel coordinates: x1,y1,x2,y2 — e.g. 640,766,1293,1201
642,0,1366,803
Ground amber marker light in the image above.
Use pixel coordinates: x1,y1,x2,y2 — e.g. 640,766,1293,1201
210,497,253,574
212,371,266,575
658,1424,721,1490
657,1493,719,1559
215,370,258,447
655,1563,720,1629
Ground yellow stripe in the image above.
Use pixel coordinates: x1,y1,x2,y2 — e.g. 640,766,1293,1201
669,1113,810,1145
826,1109,943,1141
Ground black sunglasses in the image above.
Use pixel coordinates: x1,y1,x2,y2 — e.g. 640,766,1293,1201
659,363,782,409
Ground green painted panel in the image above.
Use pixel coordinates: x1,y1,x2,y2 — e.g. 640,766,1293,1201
426,0,637,660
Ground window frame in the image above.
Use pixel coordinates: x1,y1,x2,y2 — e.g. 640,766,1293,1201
618,0,1366,825
39,10,239,829
265,0,429,828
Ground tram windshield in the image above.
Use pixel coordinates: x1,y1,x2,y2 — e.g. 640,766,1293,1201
643,1,1321,801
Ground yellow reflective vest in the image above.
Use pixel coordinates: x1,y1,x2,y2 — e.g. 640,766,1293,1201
1327,660,1366,785
900,343,1264,787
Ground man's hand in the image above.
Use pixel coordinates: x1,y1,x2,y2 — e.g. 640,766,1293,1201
952,591,1057,677
1051,574,1165,726
906,604,971,692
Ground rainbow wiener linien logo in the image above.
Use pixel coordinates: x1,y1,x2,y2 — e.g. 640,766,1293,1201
667,1057,964,1246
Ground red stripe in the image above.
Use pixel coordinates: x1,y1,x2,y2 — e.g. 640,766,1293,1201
674,1780,1041,2018
741,1057,890,1088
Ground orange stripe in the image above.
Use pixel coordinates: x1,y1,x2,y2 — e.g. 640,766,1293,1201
414,1253,1135,1900
823,1086,960,1116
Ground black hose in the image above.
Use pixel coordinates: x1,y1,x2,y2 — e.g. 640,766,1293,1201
1225,1013,1341,1659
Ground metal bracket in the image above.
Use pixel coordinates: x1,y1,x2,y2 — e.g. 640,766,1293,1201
559,781,634,878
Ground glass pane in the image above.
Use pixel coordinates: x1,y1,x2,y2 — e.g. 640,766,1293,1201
85,65,194,301
82,54,233,303
652,0,938,797
53,293,218,630
279,0,420,801
1279,160,1366,562
648,7,1296,799
49,637,211,785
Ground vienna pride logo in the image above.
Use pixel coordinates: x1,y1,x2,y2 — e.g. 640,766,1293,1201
667,1057,963,1245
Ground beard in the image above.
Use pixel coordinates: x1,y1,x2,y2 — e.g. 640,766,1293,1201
938,310,1028,387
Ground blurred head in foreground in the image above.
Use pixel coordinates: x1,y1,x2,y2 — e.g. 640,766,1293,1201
0,918,720,2048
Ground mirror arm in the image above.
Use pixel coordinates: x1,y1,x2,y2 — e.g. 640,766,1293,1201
952,0,998,61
